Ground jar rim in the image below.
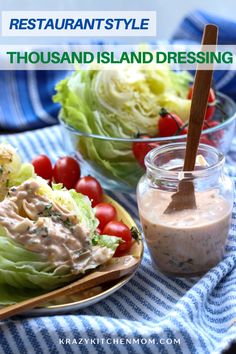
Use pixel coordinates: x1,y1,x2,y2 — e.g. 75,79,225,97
145,142,225,178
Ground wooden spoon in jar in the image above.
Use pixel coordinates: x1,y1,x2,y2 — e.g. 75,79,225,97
0,255,140,321
164,24,218,214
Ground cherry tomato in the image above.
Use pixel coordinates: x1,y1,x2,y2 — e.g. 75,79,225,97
188,87,216,121
203,120,219,130
205,89,216,121
158,108,184,137
53,156,80,190
200,135,215,147
132,135,159,168
203,120,223,141
103,221,132,257
32,155,53,180
75,176,103,207
94,202,117,230
179,125,188,135
187,86,193,100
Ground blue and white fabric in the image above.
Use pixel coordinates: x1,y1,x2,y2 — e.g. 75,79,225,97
0,70,67,132
1,9,236,354
1,125,236,354
172,10,236,101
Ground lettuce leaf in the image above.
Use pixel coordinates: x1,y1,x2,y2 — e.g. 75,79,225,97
0,142,35,200
92,234,122,252
8,163,35,188
0,226,76,285
37,179,98,236
0,232,120,304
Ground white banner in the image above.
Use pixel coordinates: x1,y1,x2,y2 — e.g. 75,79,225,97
0,44,235,70
1,11,157,37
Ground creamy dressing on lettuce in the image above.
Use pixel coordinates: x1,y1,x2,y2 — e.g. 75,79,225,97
0,180,111,272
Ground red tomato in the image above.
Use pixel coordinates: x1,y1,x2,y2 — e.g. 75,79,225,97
75,176,103,207
200,135,216,147
203,120,223,142
187,86,193,100
179,125,188,135
94,203,117,230
53,156,80,190
188,87,216,121
205,88,216,121
158,108,184,137
132,135,159,168
203,120,219,130
103,221,132,257
32,155,53,180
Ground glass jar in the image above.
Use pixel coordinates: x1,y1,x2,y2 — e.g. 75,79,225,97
137,142,234,277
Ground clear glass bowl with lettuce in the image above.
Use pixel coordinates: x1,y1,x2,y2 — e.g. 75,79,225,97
54,65,236,191
0,143,123,305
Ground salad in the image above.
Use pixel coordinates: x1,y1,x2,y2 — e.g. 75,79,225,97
54,64,223,188
0,143,135,305
54,64,193,186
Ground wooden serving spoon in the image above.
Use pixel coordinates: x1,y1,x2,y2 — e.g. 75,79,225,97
164,24,218,214
0,255,140,321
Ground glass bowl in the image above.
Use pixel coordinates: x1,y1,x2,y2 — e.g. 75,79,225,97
61,92,236,192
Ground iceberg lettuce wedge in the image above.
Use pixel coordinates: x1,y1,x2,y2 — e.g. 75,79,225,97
54,65,192,186
0,177,121,305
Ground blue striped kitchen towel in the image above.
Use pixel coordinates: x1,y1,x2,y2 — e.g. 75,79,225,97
0,124,236,354
0,70,67,132
171,10,236,101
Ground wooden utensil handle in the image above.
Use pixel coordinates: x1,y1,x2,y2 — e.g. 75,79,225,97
0,263,138,321
0,271,112,321
183,24,218,171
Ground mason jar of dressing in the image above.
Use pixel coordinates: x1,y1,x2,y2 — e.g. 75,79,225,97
137,143,233,277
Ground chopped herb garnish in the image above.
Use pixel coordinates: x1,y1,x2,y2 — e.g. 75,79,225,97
130,226,142,243
31,226,49,237
0,166,3,176
187,258,193,264
38,202,74,230
41,203,53,217
36,226,48,237
52,211,62,220
63,218,74,228
92,234,99,245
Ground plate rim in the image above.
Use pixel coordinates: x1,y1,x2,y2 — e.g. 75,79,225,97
24,270,138,315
